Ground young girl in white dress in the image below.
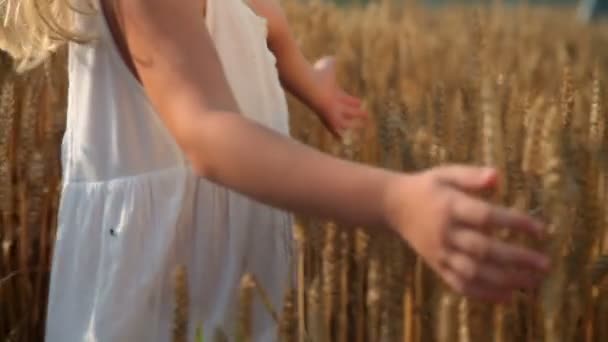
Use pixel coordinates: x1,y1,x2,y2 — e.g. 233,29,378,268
1,0,551,341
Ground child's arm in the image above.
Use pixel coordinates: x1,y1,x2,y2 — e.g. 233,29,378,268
109,0,550,302
249,0,368,138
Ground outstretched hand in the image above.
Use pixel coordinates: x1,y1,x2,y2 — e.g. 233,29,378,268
385,166,551,303
313,56,369,139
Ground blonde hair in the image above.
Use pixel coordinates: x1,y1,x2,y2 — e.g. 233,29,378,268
0,0,96,73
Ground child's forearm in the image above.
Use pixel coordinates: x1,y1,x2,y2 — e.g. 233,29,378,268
250,0,328,113
185,110,399,228
274,44,326,114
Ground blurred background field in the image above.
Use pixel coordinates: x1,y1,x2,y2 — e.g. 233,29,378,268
332,0,582,5
2,0,608,341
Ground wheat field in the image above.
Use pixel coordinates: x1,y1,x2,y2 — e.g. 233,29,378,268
2,0,608,341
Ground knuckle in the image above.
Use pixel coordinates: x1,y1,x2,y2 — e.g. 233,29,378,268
465,263,480,282
461,282,477,297
479,207,493,226
451,278,466,295
510,272,527,288
441,272,460,293
427,177,442,195
437,191,455,217
474,242,491,261
443,191,456,208
437,249,451,268
491,271,507,287
439,227,452,247
433,195,454,230
494,269,508,283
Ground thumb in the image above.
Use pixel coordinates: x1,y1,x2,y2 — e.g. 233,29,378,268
323,119,342,140
436,166,498,193
319,112,344,140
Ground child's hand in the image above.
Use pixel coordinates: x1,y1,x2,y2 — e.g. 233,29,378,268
313,56,369,139
385,166,551,303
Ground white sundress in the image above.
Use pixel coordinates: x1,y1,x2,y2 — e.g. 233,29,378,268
45,0,294,341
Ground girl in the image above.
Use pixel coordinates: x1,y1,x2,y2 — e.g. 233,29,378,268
1,0,550,341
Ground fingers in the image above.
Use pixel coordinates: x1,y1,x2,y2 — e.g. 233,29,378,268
321,116,342,139
445,252,509,287
323,102,367,138
451,194,545,238
340,100,369,121
337,89,368,118
447,228,550,277
439,229,548,302
441,267,511,303
488,238,551,272
328,127,342,140
343,106,368,121
332,110,366,133
332,119,359,134
339,91,364,108
436,165,498,193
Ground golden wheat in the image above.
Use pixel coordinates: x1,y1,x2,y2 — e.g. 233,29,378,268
3,1,608,341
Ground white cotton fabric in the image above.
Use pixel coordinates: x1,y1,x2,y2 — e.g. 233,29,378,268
45,0,294,341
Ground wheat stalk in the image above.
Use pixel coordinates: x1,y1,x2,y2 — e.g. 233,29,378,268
172,265,189,342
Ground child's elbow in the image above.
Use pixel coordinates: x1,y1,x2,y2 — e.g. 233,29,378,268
178,117,224,181
187,154,213,179
183,142,218,180
173,110,241,182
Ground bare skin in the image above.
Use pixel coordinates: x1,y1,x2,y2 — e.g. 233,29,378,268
102,0,550,303
247,0,369,138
